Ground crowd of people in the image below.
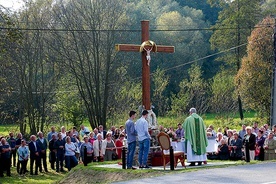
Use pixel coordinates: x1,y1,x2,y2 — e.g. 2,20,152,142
206,122,276,162
1,108,276,177
158,110,276,165
0,122,128,177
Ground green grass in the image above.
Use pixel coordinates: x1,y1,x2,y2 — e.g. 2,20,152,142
58,159,269,184
0,124,20,137
157,111,260,131
0,161,65,184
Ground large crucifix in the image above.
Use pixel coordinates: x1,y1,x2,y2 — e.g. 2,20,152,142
115,20,174,111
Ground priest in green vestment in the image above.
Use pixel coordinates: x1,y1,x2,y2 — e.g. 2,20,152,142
183,108,208,166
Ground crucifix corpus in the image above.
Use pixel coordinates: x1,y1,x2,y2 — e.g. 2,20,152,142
115,20,174,127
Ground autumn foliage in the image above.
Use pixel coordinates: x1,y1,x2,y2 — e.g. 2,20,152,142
236,17,274,115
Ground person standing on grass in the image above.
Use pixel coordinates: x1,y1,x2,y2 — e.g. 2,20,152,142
17,139,29,176
36,132,48,172
8,132,17,167
15,133,23,174
135,110,151,169
65,136,78,171
93,133,104,162
54,133,65,172
49,134,57,170
125,111,137,169
183,108,208,166
0,138,11,177
29,135,41,175
80,135,94,164
0,137,2,177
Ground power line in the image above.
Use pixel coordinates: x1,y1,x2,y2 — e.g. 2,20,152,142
6,34,272,93
0,25,273,32
108,34,272,86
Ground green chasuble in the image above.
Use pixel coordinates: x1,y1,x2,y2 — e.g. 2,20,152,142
183,113,208,155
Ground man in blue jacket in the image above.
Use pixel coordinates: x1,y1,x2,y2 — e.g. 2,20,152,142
125,111,137,170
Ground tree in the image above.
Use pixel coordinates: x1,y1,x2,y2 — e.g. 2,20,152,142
170,64,209,116
236,17,274,116
52,74,85,128
152,68,169,116
51,0,127,129
209,0,262,120
210,69,237,113
0,9,22,125
261,0,276,15
105,65,142,125
176,0,221,25
6,0,62,134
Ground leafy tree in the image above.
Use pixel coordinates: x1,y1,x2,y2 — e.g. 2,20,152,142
51,0,127,129
261,0,276,15
152,68,169,116
53,75,85,128
236,17,274,116
209,0,262,119
176,0,221,25
6,0,62,134
210,68,237,113
170,64,209,116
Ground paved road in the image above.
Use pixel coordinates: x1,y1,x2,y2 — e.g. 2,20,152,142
114,162,276,184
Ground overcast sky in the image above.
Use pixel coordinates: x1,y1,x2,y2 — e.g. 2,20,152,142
0,0,24,11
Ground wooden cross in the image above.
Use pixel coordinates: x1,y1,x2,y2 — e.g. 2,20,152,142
115,20,174,110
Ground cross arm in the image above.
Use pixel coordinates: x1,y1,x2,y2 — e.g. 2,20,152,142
115,44,175,53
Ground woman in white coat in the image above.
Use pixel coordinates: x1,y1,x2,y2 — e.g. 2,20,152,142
93,133,105,161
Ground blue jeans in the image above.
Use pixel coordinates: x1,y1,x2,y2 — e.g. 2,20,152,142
127,141,136,168
138,138,150,166
65,155,78,171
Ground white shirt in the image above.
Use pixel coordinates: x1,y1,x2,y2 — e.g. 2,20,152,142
61,132,67,139
65,142,76,156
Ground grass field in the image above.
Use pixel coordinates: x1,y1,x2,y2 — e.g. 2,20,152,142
0,160,65,184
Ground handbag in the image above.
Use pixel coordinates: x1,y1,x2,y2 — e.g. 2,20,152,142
112,152,118,160
255,147,260,156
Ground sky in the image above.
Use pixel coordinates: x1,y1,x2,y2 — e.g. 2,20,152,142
0,0,24,11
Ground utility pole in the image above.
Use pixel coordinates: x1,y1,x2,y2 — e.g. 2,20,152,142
270,19,276,129
236,0,244,120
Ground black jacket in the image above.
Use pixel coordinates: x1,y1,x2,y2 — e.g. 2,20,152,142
243,134,256,150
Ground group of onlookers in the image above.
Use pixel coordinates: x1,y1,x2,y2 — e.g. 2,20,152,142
0,123,127,177
158,121,276,162
202,123,276,161
1,115,276,177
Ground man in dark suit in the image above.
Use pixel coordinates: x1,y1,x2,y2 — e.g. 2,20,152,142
29,135,41,175
98,125,107,139
48,134,57,170
230,133,243,160
36,132,48,172
54,133,65,172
